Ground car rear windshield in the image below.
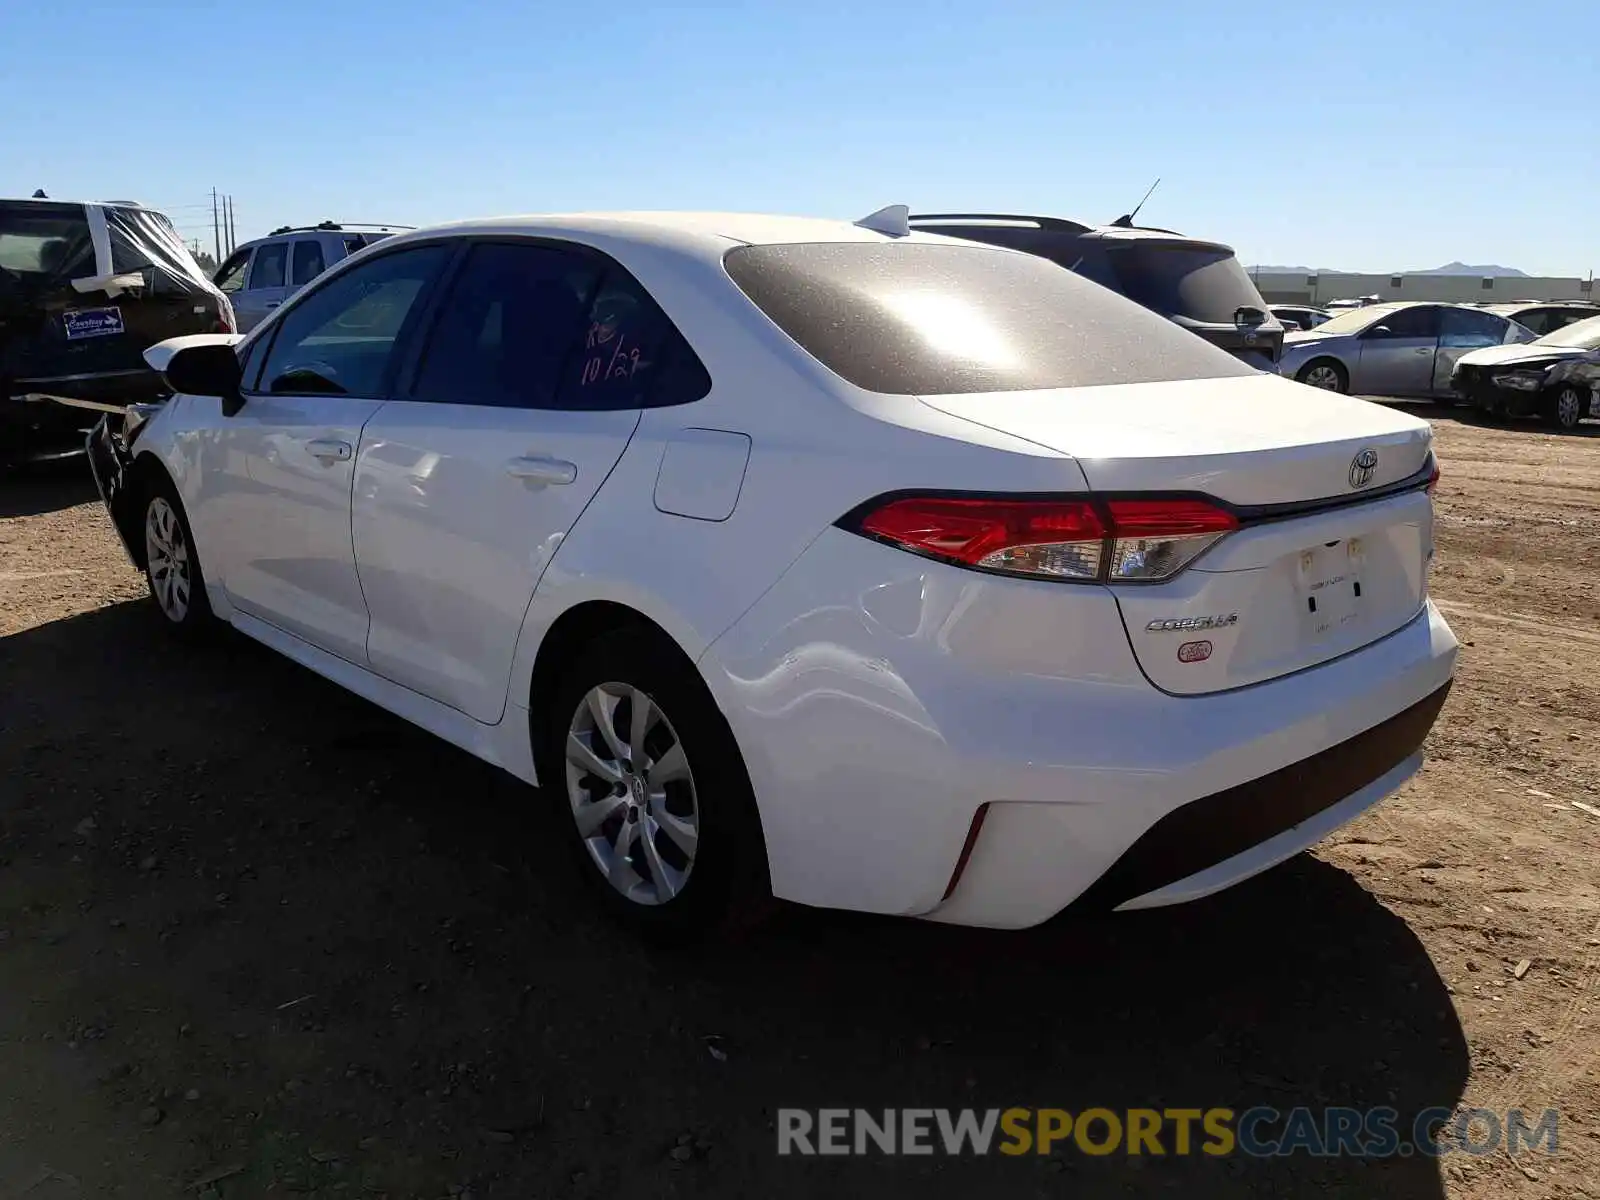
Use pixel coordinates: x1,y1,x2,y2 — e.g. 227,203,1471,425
722,242,1253,396
1077,243,1268,325
0,201,96,295
1535,315,1600,349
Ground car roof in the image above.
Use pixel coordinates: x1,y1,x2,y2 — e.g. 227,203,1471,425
375,211,996,261
2,196,158,212
1487,301,1599,313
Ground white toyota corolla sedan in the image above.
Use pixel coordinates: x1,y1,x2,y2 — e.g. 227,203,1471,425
87,206,1458,938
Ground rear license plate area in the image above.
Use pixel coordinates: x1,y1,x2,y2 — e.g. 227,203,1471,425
1296,538,1365,640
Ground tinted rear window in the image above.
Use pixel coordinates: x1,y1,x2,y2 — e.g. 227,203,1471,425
1098,245,1268,324
723,242,1251,395
0,201,95,284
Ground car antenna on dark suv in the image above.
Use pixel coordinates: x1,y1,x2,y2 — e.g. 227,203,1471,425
1110,177,1161,229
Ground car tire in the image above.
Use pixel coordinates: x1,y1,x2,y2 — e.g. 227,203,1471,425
140,472,213,636
1543,385,1586,432
540,626,771,942
1296,359,1349,393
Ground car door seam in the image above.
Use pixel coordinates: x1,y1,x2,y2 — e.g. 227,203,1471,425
498,407,647,723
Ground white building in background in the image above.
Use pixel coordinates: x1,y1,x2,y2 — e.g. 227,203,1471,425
1249,270,1595,307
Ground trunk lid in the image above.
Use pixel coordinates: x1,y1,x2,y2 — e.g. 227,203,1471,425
921,373,1436,693
919,373,1432,505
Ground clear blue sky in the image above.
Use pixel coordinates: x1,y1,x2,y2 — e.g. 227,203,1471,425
4,0,1596,275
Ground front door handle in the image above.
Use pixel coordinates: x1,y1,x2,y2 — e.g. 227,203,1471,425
265,301,281,310
505,455,577,486
306,438,352,463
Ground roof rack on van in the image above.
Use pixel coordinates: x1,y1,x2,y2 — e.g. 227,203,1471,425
907,212,1094,234
265,220,416,236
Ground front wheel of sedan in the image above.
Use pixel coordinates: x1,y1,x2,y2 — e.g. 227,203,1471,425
542,628,771,941
142,477,212,636
1543,385,1586,431
1296,359,1349,393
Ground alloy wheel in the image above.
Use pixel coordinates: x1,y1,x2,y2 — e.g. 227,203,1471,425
145,497,192,622
1303,364,1343,391
1556,386,1583,429
565,682,699,906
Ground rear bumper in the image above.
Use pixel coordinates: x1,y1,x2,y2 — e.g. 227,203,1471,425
3,368,164,461
700,527,1458,928
0,395,99,461
922,606,1455,928
13,367,165,405
1068,681,1449,911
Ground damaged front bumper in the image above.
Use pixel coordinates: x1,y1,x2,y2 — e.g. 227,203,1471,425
1452,361,1600,419
86,410,153,570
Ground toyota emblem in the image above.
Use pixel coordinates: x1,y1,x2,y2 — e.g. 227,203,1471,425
1349,448,1379,489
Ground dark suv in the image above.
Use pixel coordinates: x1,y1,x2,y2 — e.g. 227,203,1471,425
908,213,1284,367
1,197,232,463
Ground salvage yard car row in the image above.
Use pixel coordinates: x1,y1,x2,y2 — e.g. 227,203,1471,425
1278,300,1600,429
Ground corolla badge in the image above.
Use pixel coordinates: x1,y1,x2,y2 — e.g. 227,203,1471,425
1145,614,1238,633
1349,447,1379,489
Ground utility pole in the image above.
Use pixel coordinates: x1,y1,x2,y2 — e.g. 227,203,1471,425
211,188,221,263
227,195,237,253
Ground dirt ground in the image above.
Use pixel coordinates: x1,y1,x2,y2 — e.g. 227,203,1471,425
1,404,1597,1199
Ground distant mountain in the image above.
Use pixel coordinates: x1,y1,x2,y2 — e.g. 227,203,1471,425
1406,262,1528,278
1248,262,1529,277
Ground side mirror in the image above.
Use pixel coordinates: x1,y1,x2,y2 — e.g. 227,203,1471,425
1369,324,1393,338
163,342,244,415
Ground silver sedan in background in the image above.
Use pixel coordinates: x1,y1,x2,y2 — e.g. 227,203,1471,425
1277,301,1534,397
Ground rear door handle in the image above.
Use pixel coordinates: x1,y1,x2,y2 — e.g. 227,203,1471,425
265,301,281,310
505,455,577,485
306,438,352,463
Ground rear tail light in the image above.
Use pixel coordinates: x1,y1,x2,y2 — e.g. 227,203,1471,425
847,494,1238,584
1426,458,1440,495
1101,498,1239,581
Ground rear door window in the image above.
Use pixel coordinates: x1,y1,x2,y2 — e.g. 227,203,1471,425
555,270,712,410
250,242,287,289
411,242,602,409
724,242,1250,395
410,241,711,411
290,239,326,287
1439,307,1506,348
1547,309,1594,332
